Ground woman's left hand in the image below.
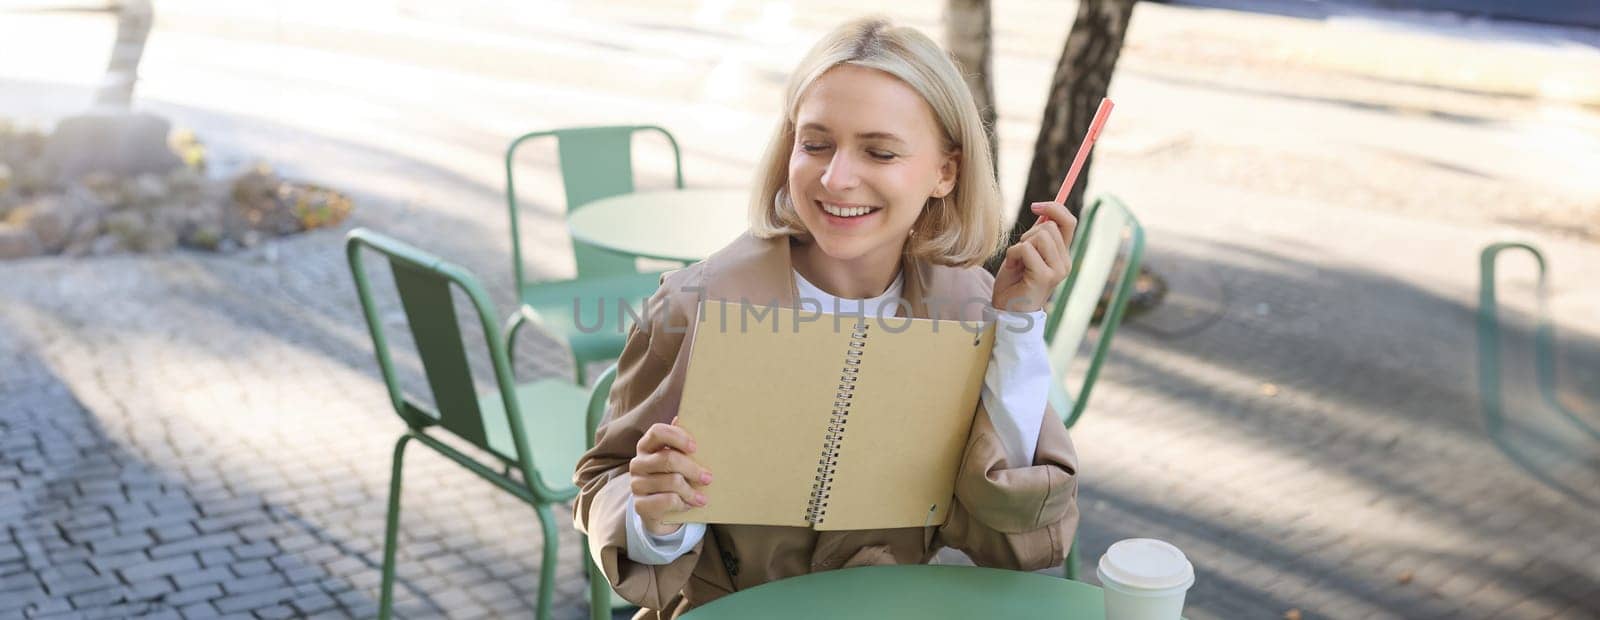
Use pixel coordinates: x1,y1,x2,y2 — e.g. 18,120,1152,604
991,201,1077,314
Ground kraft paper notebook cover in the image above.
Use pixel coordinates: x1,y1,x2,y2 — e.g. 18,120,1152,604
666,300,997,531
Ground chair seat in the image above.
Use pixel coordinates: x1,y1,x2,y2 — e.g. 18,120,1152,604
520,271,666,362
477,378,593,493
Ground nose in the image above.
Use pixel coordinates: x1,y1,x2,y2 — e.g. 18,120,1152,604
821,152,859,193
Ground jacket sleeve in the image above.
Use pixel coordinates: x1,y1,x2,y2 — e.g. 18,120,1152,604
572,278,705,610
935,401,1080,571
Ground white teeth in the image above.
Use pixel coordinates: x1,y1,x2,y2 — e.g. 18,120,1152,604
820,202,877,218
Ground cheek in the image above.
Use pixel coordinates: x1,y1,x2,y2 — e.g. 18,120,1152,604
881,168,933,209
787,157,821,194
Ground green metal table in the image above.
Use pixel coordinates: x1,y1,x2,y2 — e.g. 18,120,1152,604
567,188,750,263
680,564,1107,619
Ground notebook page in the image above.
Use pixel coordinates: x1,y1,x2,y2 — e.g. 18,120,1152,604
815,318,995,531
667,300,852,528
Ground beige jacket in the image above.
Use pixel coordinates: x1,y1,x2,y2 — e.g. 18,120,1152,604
572,233,1081,619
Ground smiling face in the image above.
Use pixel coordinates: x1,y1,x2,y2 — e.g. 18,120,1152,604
787,64,959,271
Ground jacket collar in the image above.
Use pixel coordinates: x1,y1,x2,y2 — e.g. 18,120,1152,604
700,233,934,320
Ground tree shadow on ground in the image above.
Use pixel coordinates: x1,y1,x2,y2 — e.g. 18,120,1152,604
1108,235,1600,503
1061,235,1598,616
0,311,596,618
0,326,374,617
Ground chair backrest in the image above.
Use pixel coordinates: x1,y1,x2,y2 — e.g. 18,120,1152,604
1042,195,1146,428
1477,242,1547,433
504,125,684,284
345,228,540,467
587,365,618,450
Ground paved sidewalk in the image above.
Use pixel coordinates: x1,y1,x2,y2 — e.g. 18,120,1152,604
3,2,1599,619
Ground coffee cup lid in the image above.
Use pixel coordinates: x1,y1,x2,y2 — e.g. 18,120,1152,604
1097,538,1195,590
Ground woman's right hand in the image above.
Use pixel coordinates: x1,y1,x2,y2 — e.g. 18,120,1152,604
628,417,712,536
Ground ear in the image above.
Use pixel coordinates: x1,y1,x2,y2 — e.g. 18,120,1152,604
933,148,961,198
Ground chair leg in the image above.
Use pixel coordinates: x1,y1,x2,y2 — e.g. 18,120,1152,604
379,434,413,619
534,504,560,620
582,534,610,620
1064,539,1081,581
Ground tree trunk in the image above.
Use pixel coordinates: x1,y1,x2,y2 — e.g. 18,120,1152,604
45,0,178,181
943,0,998,178
994,0,1161,315
994,0,1135,274
94,0,154,109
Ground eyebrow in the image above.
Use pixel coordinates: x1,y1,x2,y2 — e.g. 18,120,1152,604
798,122,907,145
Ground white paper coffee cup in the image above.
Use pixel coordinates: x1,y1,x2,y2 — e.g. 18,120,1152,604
1097,538,1195,620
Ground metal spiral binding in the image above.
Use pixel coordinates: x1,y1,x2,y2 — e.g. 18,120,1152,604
804,318,869,526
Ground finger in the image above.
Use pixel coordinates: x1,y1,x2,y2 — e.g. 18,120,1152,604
1036,221,1069,277
996,245,1021,279
1059,210,1078,241
630,448,712,484
1018,241,1052,287
1030,201,1076,233
1025,225,1058,276
1027,202,1053,228
1018,222,1043,245
995,243,1026,284
1003,242,1029,271
634,492,692,520
631,472,706,507
637,422,696,455
998,243,1048,311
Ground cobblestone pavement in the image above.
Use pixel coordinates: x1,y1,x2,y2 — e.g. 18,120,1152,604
3,2,1600,619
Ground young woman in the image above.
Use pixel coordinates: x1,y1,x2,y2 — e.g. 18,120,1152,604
574,16,1080,618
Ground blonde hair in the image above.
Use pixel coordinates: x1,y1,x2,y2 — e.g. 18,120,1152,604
746,16,1004,268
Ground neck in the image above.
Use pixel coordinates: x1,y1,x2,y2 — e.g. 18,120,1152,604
791,237,904,299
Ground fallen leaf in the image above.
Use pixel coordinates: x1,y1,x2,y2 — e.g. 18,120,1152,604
1283,609,1302,620
1397,570,1414,585
1260,383,1280,397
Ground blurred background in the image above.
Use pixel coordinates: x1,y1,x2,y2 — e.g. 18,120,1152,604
1,0,1597,618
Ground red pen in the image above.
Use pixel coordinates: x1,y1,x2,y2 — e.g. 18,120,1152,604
1054,97,1115,205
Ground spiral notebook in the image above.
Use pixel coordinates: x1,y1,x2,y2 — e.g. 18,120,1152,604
665,300,997,531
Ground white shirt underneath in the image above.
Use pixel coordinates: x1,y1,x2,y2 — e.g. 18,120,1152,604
624,269,1052,565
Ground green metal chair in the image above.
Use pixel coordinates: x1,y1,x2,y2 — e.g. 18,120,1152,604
1039,195,1145,580
1476,242,1600,509
503,125,685,385
345,228,604,620
1478,242,1599,444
